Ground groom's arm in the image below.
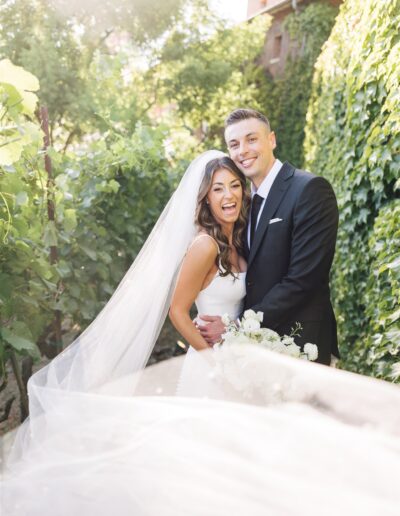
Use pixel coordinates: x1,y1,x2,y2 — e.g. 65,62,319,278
251,176,338,329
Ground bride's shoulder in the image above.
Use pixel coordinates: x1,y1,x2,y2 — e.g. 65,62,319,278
189,233,220,256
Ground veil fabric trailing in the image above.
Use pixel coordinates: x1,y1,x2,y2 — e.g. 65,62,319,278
1,150,400,515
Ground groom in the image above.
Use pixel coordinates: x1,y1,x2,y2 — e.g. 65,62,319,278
199,108,339,365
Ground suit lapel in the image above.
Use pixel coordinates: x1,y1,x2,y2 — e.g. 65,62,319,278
247,162,295,268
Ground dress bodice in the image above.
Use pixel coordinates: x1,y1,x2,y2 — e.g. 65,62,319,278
188,233,246,321
195,271,246,321
177,234,246,396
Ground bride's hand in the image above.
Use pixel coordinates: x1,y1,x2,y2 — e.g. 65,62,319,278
197,315,225,345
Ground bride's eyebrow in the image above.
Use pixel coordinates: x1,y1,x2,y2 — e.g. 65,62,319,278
212,180,240,186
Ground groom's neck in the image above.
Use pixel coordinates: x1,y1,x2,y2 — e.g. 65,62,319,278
252,158,276,190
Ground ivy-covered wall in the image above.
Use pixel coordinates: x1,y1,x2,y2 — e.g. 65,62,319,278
304,0,400,381
262,2,338,166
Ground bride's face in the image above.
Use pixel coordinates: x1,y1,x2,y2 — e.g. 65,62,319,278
206,168,243,226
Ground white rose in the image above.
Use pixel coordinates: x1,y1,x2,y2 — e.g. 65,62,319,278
243,309,257,320
235,334,255,346
263,340,286,353
221,331,236,345
285,343,301,358
304,343,318,361
260,328,281,342
256,311,264,322
242,318,261,333
282,335,295,346
221,313,231,326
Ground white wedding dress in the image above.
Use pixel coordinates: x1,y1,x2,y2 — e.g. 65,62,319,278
176,239,246,397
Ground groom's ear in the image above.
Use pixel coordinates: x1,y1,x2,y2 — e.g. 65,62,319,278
268,130,277,150
223,127,229,147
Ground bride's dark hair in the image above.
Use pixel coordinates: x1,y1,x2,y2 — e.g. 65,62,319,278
196,156,250,277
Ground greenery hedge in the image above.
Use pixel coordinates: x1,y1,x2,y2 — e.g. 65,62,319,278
263,2,338,166
0,60,176,420
304,0,400,381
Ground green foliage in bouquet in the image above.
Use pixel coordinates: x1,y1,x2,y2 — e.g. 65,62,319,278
304,0,400,381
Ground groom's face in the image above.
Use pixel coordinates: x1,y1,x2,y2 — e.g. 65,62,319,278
224,118,276,187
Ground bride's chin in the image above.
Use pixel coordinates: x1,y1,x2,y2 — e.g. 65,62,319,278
221,210,241,223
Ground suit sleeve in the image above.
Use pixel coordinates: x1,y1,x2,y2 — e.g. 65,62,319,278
251,176,338,328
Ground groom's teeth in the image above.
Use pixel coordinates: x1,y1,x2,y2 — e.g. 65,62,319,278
242,158,255,167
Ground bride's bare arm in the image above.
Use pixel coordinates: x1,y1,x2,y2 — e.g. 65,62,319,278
169,237,218,351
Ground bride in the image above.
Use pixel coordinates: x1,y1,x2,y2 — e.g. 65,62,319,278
1,151,400,515
169,155,248,396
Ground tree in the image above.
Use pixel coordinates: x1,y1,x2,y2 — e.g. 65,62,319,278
0,60,48,420
0,0,185,148
152,3,271,151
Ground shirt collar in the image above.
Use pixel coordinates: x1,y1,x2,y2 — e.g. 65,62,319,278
251,159,283,198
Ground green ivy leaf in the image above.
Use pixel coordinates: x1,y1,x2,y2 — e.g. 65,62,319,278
63,208,77,232
43,221,58,246
80,245,97,261
1,328,41,360
15,191,28,206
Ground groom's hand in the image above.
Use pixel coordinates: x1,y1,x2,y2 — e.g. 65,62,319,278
197,315,225,345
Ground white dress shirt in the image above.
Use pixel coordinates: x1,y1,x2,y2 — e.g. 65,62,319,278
247,159,283,248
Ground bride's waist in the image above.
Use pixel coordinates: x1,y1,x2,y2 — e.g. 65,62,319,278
195,310,241,324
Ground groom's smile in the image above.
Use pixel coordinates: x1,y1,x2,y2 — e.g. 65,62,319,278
240,157,257,169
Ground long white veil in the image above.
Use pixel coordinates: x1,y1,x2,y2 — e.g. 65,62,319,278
1,150,400,515
2,149,224,464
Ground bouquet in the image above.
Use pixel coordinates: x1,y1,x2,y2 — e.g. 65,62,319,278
219,309,318,362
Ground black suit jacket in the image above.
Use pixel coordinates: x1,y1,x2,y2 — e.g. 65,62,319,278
243,162,339,365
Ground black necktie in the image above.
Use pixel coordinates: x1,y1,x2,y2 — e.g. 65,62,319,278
250,194,263,246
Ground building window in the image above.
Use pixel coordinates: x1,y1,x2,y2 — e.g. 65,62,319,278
270,34,282,64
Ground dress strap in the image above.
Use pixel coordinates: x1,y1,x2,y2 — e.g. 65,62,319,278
190,233,220,255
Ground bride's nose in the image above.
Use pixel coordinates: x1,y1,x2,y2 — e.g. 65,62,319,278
223,188,234,199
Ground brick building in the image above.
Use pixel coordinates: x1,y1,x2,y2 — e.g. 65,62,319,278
247,0,342,77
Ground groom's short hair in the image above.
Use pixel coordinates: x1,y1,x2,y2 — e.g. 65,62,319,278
225,108,271,131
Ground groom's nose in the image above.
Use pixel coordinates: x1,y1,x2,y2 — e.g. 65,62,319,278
239,141,249,155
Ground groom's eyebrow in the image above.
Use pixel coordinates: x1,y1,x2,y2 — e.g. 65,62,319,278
227,132,258,145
